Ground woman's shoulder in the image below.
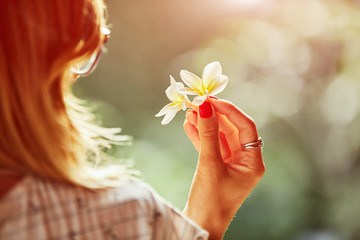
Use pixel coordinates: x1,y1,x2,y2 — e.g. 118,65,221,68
1,174,156,206
0,174,209,240
0,174,156,220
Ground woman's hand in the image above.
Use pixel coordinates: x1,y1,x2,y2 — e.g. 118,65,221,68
183,98,265,240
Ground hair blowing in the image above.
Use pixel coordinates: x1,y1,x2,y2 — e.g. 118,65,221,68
0,0,130,188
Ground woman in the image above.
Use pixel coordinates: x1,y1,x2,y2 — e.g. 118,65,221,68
0,0,265,239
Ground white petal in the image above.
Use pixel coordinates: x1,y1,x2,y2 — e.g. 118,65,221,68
178,87,200,95
202,61,222,89
181,96,188,110
166,90,183,102
170,75,177,87
173,76,185,90
165,88,175,102
165,89,175,102
180,70,203,93
166,76,180,101
155,102,177,117
175,82,185,89
166,83,184,103
208,75,228,96
161,106,182,125
192,94,208,106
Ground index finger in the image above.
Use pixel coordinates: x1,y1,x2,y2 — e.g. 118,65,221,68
209,98,259,144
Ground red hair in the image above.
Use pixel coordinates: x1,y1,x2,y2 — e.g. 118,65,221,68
0,0,129,188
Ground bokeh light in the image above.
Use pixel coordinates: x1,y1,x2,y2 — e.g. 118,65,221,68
74,0,360,239
226,0,268,7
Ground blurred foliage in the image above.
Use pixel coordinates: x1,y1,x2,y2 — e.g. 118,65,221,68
73,0,360,239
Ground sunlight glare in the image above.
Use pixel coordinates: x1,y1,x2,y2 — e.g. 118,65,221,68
228,0,268,7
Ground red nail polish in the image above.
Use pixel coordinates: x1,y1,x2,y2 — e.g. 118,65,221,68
199,101,212,118
209,96,218,100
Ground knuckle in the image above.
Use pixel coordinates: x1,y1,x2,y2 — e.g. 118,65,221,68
183,120,190,129
200,127,218,137
185,110,192,118
243,120,258,137
247,118,256,128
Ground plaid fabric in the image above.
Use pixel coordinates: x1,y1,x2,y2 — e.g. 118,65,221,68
0,175,208,240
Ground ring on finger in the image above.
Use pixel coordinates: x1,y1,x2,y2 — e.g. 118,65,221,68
241,137,264,150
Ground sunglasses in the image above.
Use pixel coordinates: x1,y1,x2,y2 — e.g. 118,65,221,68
71,27,110,76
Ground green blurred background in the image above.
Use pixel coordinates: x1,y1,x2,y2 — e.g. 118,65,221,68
73,0,360,239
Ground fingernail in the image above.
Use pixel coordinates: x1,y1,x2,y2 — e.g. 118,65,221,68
192,110,197,115
209,96,218,100
199,101,212,118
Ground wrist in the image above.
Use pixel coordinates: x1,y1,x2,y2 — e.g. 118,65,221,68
184,197,235,240
184,174,238,240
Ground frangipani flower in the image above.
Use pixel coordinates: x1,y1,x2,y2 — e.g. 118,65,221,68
156,61,228,125
180,61,228,105
155,76,190,125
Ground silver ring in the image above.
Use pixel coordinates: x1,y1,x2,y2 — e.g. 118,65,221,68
241,137,264,150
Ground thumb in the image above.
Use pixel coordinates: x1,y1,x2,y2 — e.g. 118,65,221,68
198,100,222,162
